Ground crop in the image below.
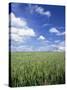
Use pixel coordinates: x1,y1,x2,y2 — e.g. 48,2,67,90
10,52,65,87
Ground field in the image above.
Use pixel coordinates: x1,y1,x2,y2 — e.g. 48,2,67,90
10,52,65,87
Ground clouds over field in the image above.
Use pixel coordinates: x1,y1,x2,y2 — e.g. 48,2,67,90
9,3,65,52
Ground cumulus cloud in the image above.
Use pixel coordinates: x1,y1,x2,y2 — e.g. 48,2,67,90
10,12,36,42
10,27,35,42
38,35,45,40
10,13,27,28
49,27,65,36
49,28,59,33
28,5,51,17
10,12,65,52
35,5,51,17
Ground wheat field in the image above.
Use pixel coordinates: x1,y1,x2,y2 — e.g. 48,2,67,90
9,52,65,87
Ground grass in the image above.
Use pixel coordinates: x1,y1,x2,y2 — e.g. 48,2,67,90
10,52,65,87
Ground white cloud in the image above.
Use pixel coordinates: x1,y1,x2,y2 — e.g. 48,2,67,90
34,5,51,17
58,46,65,51
57,26,65,30
29,5,51,17
43,11,51,17
49,28,59,33
11,27,35,36
10,12,27,27
58,41,65,47
43,23,52,27
11,45,34,52
51,41,65,51
10,27,35,42
10,12,36,42
10,12,65,52
38,35,45,40
37,46,50,51
11,33,22,42
16,45,33,51
56,32,65,36
54,40,60,43
49,27,65,36
37,40,65,52
35,5,44,14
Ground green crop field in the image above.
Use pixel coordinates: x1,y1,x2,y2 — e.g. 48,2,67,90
10,52,65,87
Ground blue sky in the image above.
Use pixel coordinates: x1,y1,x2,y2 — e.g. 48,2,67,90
9,3,65,52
